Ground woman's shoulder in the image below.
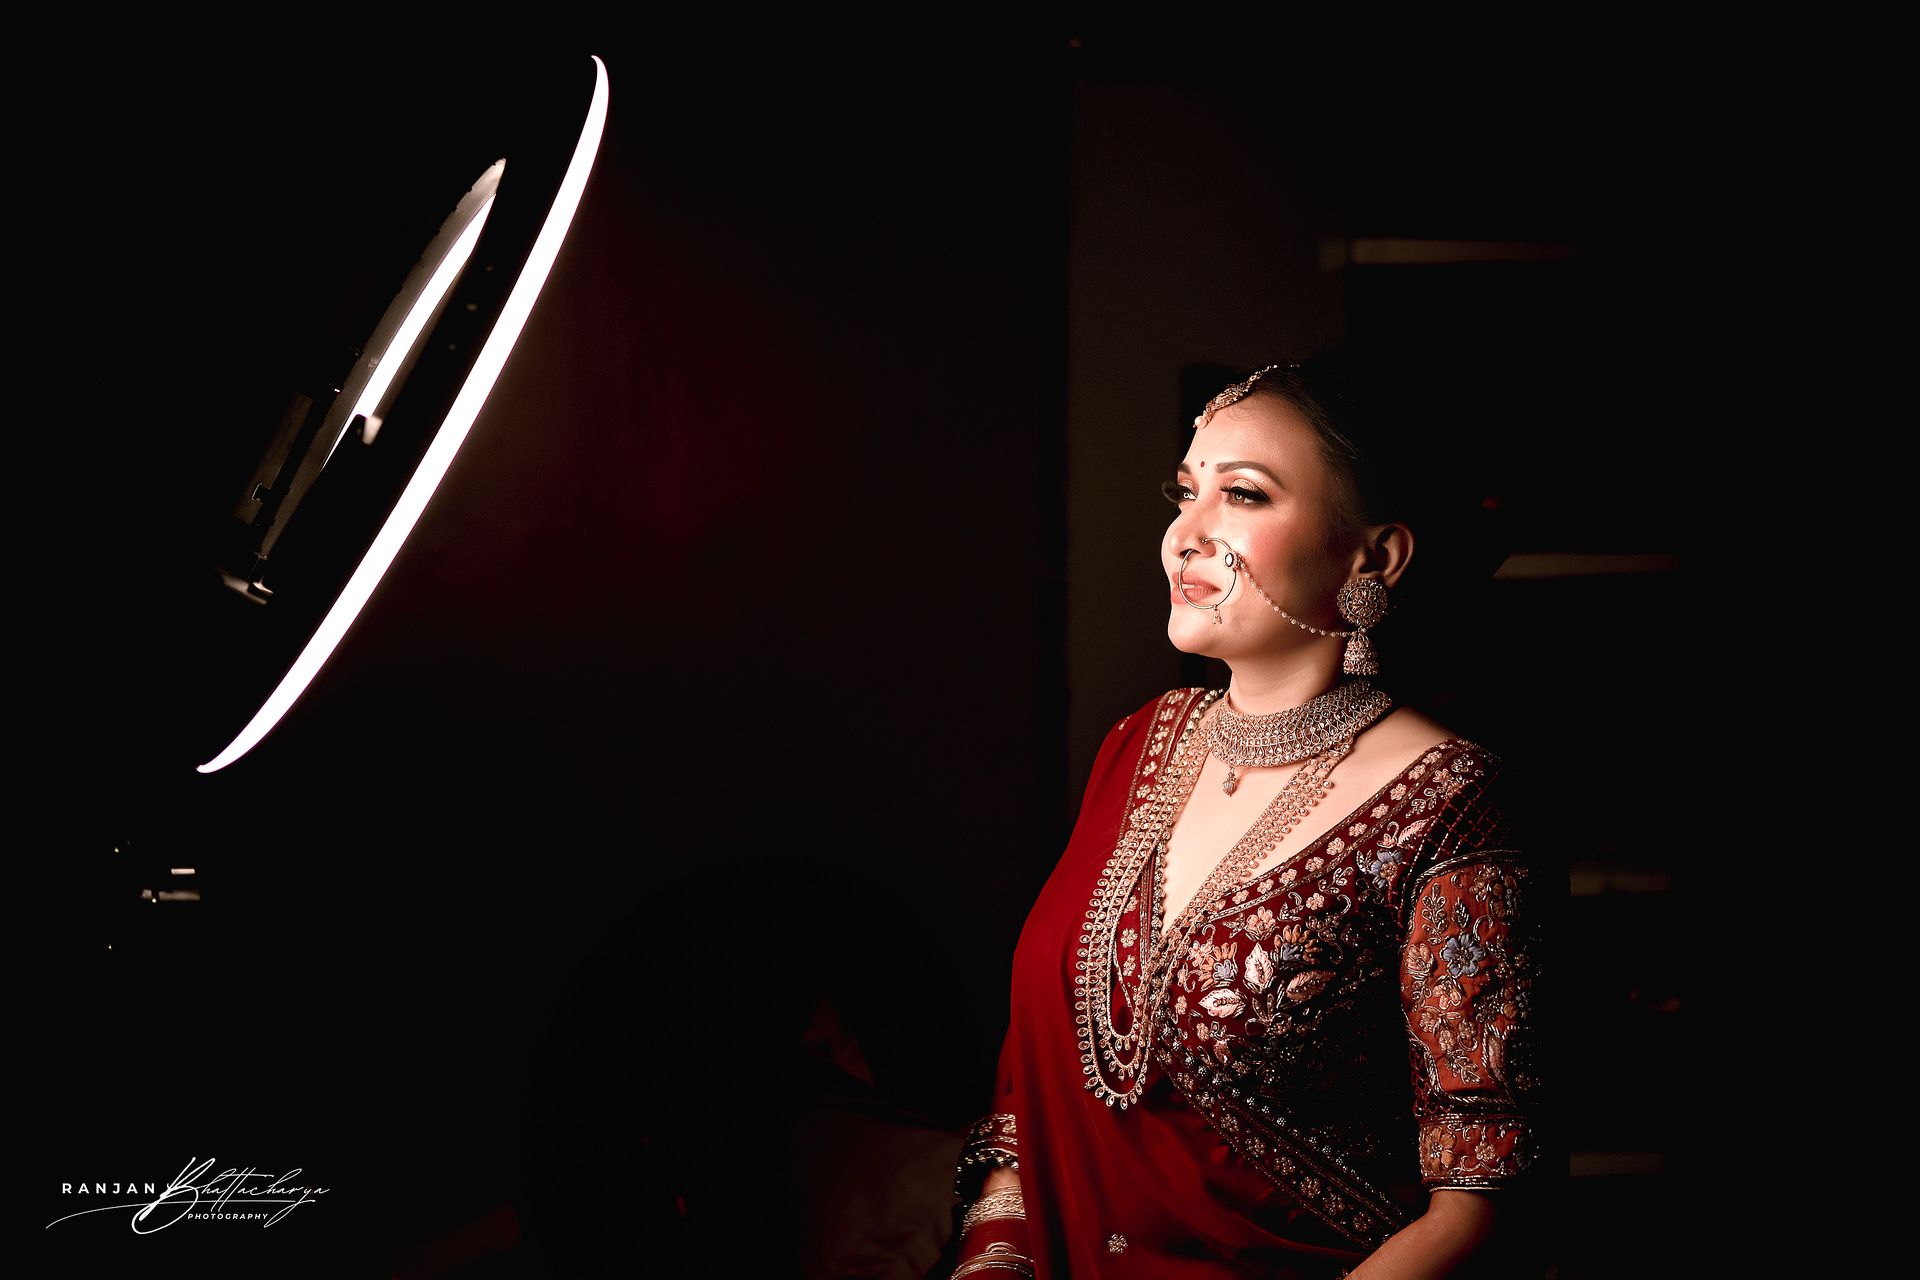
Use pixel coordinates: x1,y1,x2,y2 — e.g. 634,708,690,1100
1353,706,1510,793
1364,705,1486,766
1391,727,1530,893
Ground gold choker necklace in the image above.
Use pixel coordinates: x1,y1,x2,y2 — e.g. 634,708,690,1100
1206,679,1394,795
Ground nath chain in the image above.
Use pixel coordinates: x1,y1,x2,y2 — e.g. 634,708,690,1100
1236,552,1357,637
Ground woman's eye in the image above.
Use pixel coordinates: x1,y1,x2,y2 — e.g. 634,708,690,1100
1162,479,1268,506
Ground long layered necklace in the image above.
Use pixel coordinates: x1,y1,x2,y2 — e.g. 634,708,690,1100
1073,679,1393,1111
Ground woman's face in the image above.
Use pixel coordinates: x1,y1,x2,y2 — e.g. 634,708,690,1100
1161,394,1355,660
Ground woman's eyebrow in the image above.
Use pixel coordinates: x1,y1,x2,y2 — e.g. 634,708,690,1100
1177,459,1283,485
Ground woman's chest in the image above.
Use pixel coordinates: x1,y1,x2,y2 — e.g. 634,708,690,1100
1162,852,1393,1028
1155,752,1385,934
1128,825,1422,1100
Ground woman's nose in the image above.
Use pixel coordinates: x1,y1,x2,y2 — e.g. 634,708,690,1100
1168,524,1211,565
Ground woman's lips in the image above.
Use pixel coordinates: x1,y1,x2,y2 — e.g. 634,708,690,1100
1172,579,1222,602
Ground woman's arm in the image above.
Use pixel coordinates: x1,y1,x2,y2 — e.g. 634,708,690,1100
948,1033,1030,1277
1385,760,1551,1278
1348,1190,1504,1279
949,1139,1030,1277
978,1166,1021,1196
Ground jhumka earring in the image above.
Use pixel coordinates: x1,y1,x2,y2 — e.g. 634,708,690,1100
1236,555,1393,676
1335,578,1390,676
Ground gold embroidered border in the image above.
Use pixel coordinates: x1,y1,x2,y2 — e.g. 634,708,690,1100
954,1112,1020,1205
1156,1052,1414,1250
1418,1110,1536,1187
1404,847,1528,897
1122,688,1208,824
1076,687,1218,1106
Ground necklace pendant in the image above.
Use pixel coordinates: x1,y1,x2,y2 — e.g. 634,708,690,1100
1222,768,1237,796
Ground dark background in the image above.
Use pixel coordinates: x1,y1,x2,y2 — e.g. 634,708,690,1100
33,29,1733,1279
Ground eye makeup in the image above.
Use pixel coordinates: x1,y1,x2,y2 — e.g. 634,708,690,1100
1161,479,1269,506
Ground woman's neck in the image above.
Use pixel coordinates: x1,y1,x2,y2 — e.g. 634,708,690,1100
1223,648,1346,715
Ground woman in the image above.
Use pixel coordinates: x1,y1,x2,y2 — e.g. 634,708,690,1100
946,360,1551,1279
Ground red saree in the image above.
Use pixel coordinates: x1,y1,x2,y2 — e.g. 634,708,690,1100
951,686,1547,1278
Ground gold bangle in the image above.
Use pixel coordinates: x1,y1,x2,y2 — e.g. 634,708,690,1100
951,1241,1036,1279
959,1185,1025,1240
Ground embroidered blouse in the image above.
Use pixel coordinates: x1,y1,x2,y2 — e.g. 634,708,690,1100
951,686,1550,1278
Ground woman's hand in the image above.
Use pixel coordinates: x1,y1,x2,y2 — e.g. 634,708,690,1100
1346,1190,1512,1279
950,1167,1029,1277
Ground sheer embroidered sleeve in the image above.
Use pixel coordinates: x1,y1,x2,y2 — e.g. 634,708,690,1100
1397,751,1548,1190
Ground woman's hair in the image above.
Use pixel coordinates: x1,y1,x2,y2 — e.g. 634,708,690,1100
1220,350,1511,644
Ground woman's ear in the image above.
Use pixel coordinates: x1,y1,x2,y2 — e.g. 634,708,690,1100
1350,520,1415,590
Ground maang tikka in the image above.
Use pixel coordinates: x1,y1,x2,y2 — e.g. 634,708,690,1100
1191,363,1291,429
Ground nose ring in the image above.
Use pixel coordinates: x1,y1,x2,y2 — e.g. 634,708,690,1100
1177,537,1240,624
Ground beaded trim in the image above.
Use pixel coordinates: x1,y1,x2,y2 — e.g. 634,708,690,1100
1073,688,1222,1109
953,1112,1020,1206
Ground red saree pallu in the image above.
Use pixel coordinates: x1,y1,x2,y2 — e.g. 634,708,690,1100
951,686,1548,1278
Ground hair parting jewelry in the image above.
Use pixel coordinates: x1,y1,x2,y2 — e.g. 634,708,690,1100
1191,362,1301,430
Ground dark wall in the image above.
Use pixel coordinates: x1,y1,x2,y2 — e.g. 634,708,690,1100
43,38,1070,1276
35,32,1730,1280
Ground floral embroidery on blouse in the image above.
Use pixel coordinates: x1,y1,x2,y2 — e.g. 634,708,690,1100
1402,851,1542,1186
1105,713,1548,1249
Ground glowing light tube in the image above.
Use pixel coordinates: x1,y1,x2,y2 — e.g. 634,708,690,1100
198,56,610,774
321,194,495,469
